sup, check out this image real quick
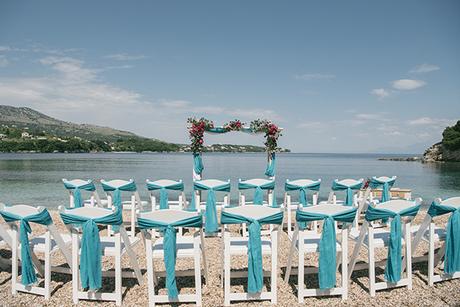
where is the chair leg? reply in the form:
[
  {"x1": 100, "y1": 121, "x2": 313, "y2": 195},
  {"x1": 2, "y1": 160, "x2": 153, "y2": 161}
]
[
  {"x1": 428, "y1": 223, "x2": 435, "y2": 286},
  {"x1": 341, "y1": 228, "x2": 348, "y2": 301},
  {"x1": 271, "y1": 229, "x2": 278, "y2": 304},
  {"x1": 145, "y1": 235, "x2": 156, "y2": 307},
  {"x1": 44, "y1": 231, "x2": 51, "y2": 300},
  {"x1": 11, "y1": 226, "x2": 18, "y2": 296},
  {"x1": 72, "y1": 232, "x2": 79, "y2": 304},
  {"x1": 194, "y1": 235, "x2": 202, "y2": 306},
  {"x1": 405, "y1": 222, "x2": 412, "y2": 290},
  {"x1": 200, "y1": 231, "x2": 208, "y2": 284},
  {"x1": 115, "y1": 233, "x2": 122, "y2": 306},
  {"x1": 223, "y1": 232, "x2": 231, "y2": 306},
  {"x1": 298, "y1": 232, "x2": 304, "y2": 303},
  {"x1": 368, "y1": 226, "x2": 376, "y2": 297}
]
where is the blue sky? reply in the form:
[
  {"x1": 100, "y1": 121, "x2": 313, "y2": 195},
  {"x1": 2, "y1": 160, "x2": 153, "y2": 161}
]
[{"x1": 0, "y1": 1, "x2": 459, "y2": 153}]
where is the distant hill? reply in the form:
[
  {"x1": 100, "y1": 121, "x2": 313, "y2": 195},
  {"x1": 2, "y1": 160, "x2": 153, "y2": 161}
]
[
  {"x1": 0, "y1": 105, "x2": 281, "y2": 153},
  {"x1": 423, "y1": 120, "x2": 460, "y2": 162}
]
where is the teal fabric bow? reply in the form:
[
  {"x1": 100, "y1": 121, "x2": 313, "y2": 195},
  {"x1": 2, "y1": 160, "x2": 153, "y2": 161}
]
[
  {"x1": 264, "y1": 153, "x2": 276, "y2": 177},
  {"x1": 193, "y1": 154, "x2": 204, "y2": 176},
  {"x1": 238, "y1": 180, "x2": 277, "y2": 207},
  {"x1": 428, "y1": 201, "x2": 460, "y2": 275},
  {"x1": 137, "y1": 213, "x2": 203, "y2": 299},
  {"x1": 296, "y1": 207, "x2": 356, "y2": 289},
  {"x1": 365, "y1": 203, "x2": 420, "y2": 282},
  {"x1": 60, "y1": 208, "x2": 123, "y2": 290},
  {"x1": 146, "y1": 181, "x2": 184, "y2": 210},
  {"x1": 221, "y1": 210, "x2": 283, "y2": 293},
  {"x1": 369, "y1": 177, "x2": 396, "y2": 203},
  {"x1": 101, "y1": 180, "x2": 137, "y2": 210},
  {"x1": 207, "y1": 127, "x2": 226, "y2": 133},
  {"x1": 331, "y1": 180, "x2": 362, "y2": 206},
  {"x1": 193, "y1": 181, "x2": 230, "y2": 234},
  {"x1": 63, "y1": 180, "x2": 96, "y2": 208},
  {"x1": 0, "y1": 208, "x2": 52, "y2": 286}
]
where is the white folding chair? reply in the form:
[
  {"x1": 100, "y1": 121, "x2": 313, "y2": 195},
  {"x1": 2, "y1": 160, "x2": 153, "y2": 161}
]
[
  {"x1": 284, "y1": 204, "x2": 356, "y2": 301},
  {"x1": 138, "y1": 209, "x2": 207, "y2": 306},
  {"x1": 348, "y1": 198, "x2": 422, "y2": 296},
  {"x1": 146, "y1": 179, "x2": 186, "y2": 210},
  {"x1": 101, "y1": 179, "x2": 147, "y2": 237},
  {"x1": 369, "y1": 176, "x2": 398, "y2": 203},
  {"x1": 63, "y1": 179, "x2": 107, "y2": 208},
  {"x1": 238, "y1": 178, "x2": 276, "y2": 207},
  {"x1": 0, "y1": 204, "x2": 72, "y2": 300},
  {"x1": 284, "y1": 178, "x2": 321, "y2": 239},
  {"x1": 320, "y1": 178, "x2": 363, "y2": 207},
  {"x1": 221, "y1": 205, "x2": 282, "y2": 306},
  {"x1": 409, "y1": 196, "x2": 460, "y2": 285},
  {"x1": 193, "y1": 179, "x2": 230, "y2": 235},
  {"x1": 59, "y1": 205, "x2": 143, "y2": 306}
]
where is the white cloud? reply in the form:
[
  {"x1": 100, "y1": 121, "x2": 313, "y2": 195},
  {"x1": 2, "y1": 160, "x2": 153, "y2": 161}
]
[
  {"x1": 355, "y1": 113, "x2": 384, "y2": 120},
  {"x1": 407, "y1": 117, "x2": 454, "y2": 128},
  {"x1": 294, "y1": 73, "x2": 335, "y2": 81},
  {"x1": 104, "y1": 53, "x2": 147, "y2": 61},
  {"x1": 370, "y1": 88, "x2": 390, "y2": 99},
  {"x1": 0, "y1": 46, "x2": 11, "y2": 52},
  {"x1": 409, "y1": 64, "x2": 440, "y2": 74},
  {"x1": 0, "y1": 55, "x2": 9, "y2": 67},
  {"x1": 392, "y1": 79, "x2": 426, "y2": 90},
  {"x1": 159, "y1": 99, "x2": 192, "y2": 108},
  {"x1": 297, "y1": 121, "x2": 323, "y2": 129}
]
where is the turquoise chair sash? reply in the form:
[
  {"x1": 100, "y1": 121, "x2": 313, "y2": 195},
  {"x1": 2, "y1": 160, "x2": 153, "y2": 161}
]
[
  {"x1": 63, "y1": 180, "x2": 96, "y2": 208},
  {"x1": 101, "y1": 180, "x2": 137, "y2": 209},
  {"x1": 264, "y1": 153, "x2": 276, "y2": 177},
  {"x1": 60, "y1": 208, "x2": 123, "y2": 290},
  {"x1": 137, "y1": 214, "x2": 203, "y2": 299},
  {"x1": 428, "y1": 201, "x2": 460, "y2": 275},
  {"x1": 0, "y1": 208, "x2": 52, "y2": 286},
  {"x1": 193, "y1": 154, "x2": 204, "y2": 176},
  {"x1": 221, "y1": 210, "x2": 283, "y2": 293},
  {"x1": 147, "y1": 181, "x2": 184, "y2": 210},
  {"x1": 238, "y1": 180, "x2": 276, "y2": 207},
  {"x1": 369, "y1": 177, "x2": 396, "y2": 203},
  {"x1": 193, "y1": 181, "x2": 230, "y2": 234},
  {"x1": 331, "y1": 180, "x2": 362, "y2": 206},
  {"x1": 285, "y1": 180, "x2": 321, "y2": 230},
  {"x1": 296, "y1": 207, "x2": 356, "y2": 289},
  {"x1": 365, "y1": 203, "x2": 420, "y2": 282}
]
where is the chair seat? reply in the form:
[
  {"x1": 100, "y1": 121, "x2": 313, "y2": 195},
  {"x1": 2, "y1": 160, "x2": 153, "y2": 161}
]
[
  {"x1": 411, "y1": 225, "x2": 446, "y2": 242},
  {"x1": 88, "y1": 235, "x2": 141, "y2": 256},
  {"x1": 152, "y1": 236, "x2": 197, "y2": 257},
  {"x1": 228, "y1": 237, "x2": 272, "y2": 255},
  {"x1": 319, "y1": 200, "x2": 345, "y2": 205},
  {"x1": 30, "y1": 233, "x2": 72, "y2": 253}
]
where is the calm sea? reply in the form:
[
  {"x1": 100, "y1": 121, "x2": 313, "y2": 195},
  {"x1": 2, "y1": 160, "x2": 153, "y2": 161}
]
[{"x1": 0, "y1": 152, "x2": 459, "y2": 208}]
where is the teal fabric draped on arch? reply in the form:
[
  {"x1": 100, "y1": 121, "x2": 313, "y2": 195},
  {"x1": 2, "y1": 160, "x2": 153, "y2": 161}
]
[
  {"x1": 238, "y1": 179, "x2": 277, "y2": 207},
  {"x1": 0, "y1": 207, "x2": 53, "y2": 286},
  {"x1": 60, "y1": 208, "x2": 123, "y2": 290},
  {"x1": 220, "y1": 209, "x2": 283, "y2": 293},
  {"x1": 365, "y1": 203, "x2": 420, "y2": 283},
  {"x1": 331, "y1": 180, "x2": 362, "y2": 206},
  {"x1": 137, "y1": 213, "x2": 203, "y2": 299},
  {"x1": 146, "y1": 181, "x2": 184, "y2": 210},
  {"x1": 192, "y1": 181, "x2": 230, "y2": 234},
  {"x1": 193, "y1": 154, "x2": 204, "y2": 176},
  {"x1": 264, "y1": 153, "x2": 276, "y2": 177},
  {"x1": 296, "y1": 207, "x2": 356, "y2": 289},
  {"x1": 369, "y1": 177, "x2": 396, "y2": 203},
  {"x1": 101, "y1": 180, "x2": 137, "y2": 209},
  {"x1": 428, "y1": 201, "x2": 460, "y2": 275},
  {"x1": 285, "y1": 179, "x2": 321, "y2": 230},
  {"x1": 63, "y1": 180, "x2": 96, "y2": 208}
]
